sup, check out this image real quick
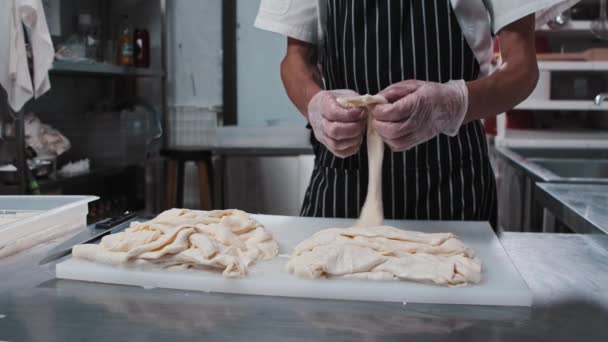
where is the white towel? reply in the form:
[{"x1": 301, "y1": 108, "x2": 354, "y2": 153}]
[{"x1": 0, "y1": 0, "x2": 54, "y2": 112}]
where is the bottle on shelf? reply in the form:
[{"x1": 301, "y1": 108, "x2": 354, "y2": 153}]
[
  {"x1": 134, "y1": 29, "x2": 150, "y2": 68},
  {"x1": 117, "y1": 15, "x2": 134, "y2": 66}
]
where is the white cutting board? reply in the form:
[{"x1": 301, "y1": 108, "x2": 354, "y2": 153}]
[{"x1": 56, "y1": 216, "x2": 532, "y2": 307}]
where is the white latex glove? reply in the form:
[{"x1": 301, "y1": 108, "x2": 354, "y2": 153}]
[
  {"x1": 370, "y1": 80, "x2": 469, "y2": 152},
  {"x1": 307, "y1": 90, "x2": 367, "y2": 158}
]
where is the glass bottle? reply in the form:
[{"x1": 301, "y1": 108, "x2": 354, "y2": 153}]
[{"x1": 117, "y1": 15, "x2": 134, "y2": 66}]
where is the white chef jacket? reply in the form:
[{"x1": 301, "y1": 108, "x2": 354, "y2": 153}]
[{"x1": 254, "y1": 0, "x2": 579, "y2": 77}]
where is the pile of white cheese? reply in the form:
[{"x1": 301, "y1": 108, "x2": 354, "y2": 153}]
[
  {"x1": 73, "y1": 209, "x2": 279, "y2": 277},
  {"x1": 287, "y1": 226, "x2": 481, "y2": 286}
]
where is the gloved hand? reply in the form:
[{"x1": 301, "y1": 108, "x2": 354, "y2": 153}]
[
  {"x1": 308, "y1": 90, "x2": 367, "y2": 158},
  {"x1": 370, "y1": 80, "x2": 469, "y2": 152}
]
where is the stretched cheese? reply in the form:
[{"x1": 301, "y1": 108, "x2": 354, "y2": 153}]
[{"x1": 337, "y1": 94, "x2": 388, "y2": 227}]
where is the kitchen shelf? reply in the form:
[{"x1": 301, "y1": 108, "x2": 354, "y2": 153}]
[
  {"x1": 37, "y1": 166, "x2": 129, "y2": 192},
  {"x1": 8, "y1": 0, "x2": 167, "y2": 200},
  {"x1": 0, "y1": 184, "x2": 23, "y2": 195},
  {"x1": 515, "y1": 99, "x2": 608, "y2": 111},
  {"x1": 537, "y1": 21, "x2": 592, "y2": 33},
  {"x1": 495, "y1": 129, "x2": 608, "y2": 149},
  {"x1": 50, "y1": 60, "x2": 164, "y2": 78},
  {"x1": 538, "y1": 61, "x2": 608, "y2": 71}
]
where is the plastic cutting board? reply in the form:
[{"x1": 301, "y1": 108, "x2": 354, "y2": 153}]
[{"x1": 56, "y1": 215, "x2": 532, "y2": 306}]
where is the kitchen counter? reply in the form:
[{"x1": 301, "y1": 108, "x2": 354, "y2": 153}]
[
  {"x1": 164, "y1": 127, "x2": 314, "y2": 210},
  {"x1": 493, "y1": 146, "x2": 608, "y2": 232},
  {"x1": 1, "y1": 231, "x2": 607, "y2": 342},
  {"x1": 536, "y1": 183, "x2": 608, "y2": 235}
]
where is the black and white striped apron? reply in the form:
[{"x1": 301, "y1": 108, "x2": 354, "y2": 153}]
[{"x1": 301, "y1": 0, "x2": 497, "y2": 228}]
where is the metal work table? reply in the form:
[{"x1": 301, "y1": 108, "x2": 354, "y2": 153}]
[
  {"x1": 164, "y1": 144, "x2": 313, "y2": 157},
  {"x1": 201, "y1": 126, "x2": 314, "y2": 156},
  {"x1": 1, "y1": 232, "x2": 607, "y2": 341},
  {"x1": 536, "y1": 183, "x2": 608, "y2": 235},
  {"x1": 162, "y1": 129, "x2": 313, "y2": 208},
  {"x1": 211, "y1": 145, "x2": 313, "y2": 156}
]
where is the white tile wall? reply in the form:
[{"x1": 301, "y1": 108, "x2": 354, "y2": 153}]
[{"x1": 225, "y1": 155, "x2": 315, "y2": 216}]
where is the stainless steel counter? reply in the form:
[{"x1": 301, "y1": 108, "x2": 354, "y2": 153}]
[
  {"x1": 536, "y1": 183, "x2": 608, "y2": 235},
  {"x1": 493, "y1": 146, "x2": 608, "y2": 232},
  {"x1": 494, "y1": 146, "x2": 608, "y2": 184},
  {"x1": 1, "y1": 232, "x2": 608, "y2": 342}
]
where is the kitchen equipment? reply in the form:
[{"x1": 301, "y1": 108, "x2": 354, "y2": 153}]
[
  {"x1": 595, "y1": 93, "x2": 608, "y2": 106},
  {"x1": 95, "y1": 211, "x2": 136, "y2": 229},
  {"x1": 0, "y1": 164, "x2": 18, "y2": 184},
  {"x1": 528, "y1": 158, "x2": 608, "y2": 180},
  {"x1": 536, "y1": 48, "x2": 608, "y2": 61},
  {"x1": 547, "y1": 9, "x2": 571, "y2": 29},
  {"x1": 38, "y1": 211, "x2": 138, "y2": 265},
  {"x1": 550, "y1": 72, "x2": 608, "y2": 101},
  {"x1": 536, "y1": 183, "x2": 608, "y2": 235},
  {"x1": 0, "y1": 158, "x2": 55, "y2": 184},
  {"x1": 0, "y1": 196, "x2": 97, "y2": 259},
  {"x1": 56, "y1": 215, "x2": 533, "y2": 307},
  {"x1": 592, "y1": 0, "x2": 608, "y2": 40},
  {"x1": 28, "y1": 158, "x2": 55, "y2": 178}
]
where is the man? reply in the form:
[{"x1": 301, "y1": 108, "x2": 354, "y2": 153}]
[{"x1": 255, "y1": 0, "x2": 578, "y2": 227}]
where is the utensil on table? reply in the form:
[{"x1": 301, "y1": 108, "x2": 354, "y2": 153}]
[{"x1": 38, "y1": 211, "x2": 137, "y2": 265}]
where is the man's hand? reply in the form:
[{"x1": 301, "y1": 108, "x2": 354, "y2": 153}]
[
  {"x1": 308, "y1": 90, "x2": 367, "y2": 158},
  {"x1": 370, "y1": 80, "x2": 468, "y2": 152}
]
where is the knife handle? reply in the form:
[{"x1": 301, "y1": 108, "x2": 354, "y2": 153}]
[{"x1": 95, "y1": 212, "x2": 137, "y2": 230}]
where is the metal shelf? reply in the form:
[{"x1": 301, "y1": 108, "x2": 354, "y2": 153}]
[
  {"x1": 0, "y1": 184, "x2": 23, "y2": 195},
  {"x1": 50, "y1": 60, "x2": 164, "y2": 78},
  {"x1": 37, "y1": 166, "x2": 128, "y2": 192},
  {"x1": 537, "y1": 21, "x2": 592, "y2": 33},
  {"x1": 515, "y1": 99, "x2": 608, "y2": 111},
  {"x1": 495, "y1": 129, "x2": 608, "y2": 149},
  {"x1": 538, "y1": 61, "x2": 608, "y2": 71}
]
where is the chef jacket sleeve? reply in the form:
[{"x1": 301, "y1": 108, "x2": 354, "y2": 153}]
[
  {"x1": 254, "y1": 0, "x2": 318, "y2": 44},
  {"x1": 483, "y1": 0, "x2": 581, "y2": 33}
]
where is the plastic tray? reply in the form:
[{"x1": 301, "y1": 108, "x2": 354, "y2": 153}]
[{"x1": 0, "y1": 196, "x2": 98, "y2": 258}]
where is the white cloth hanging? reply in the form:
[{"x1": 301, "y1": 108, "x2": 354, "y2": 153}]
[{"x1": 0, "y1": 0, "x2": 54, "y2": 112}]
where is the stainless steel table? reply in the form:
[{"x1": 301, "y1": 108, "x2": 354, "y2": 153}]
[
  {"x1": 536, "y1": 183, "x2": 608, "y2": 235},
  {"x1": 1, "y1": 232, "x2": 607, "y2": 342},
  {"x1": 196, "y1": 126, "x2": 315, "y2": 157}
]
